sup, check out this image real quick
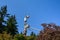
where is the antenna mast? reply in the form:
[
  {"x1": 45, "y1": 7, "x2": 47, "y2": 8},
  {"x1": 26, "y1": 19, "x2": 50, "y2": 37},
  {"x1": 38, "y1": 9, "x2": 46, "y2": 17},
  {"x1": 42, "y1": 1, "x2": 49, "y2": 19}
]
[{"x1": 23, "y1": 15, "x2": 30, "y2": 36}]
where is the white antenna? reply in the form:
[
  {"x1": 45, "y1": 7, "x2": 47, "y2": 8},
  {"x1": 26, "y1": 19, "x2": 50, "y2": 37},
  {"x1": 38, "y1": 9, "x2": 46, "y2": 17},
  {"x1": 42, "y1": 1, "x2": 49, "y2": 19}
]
[
  {"x1": 24, "y1": 15, "x2": 30, "y2": 22},
  {"x1": 23, "y1": 15, "x2": 30, "y2": 36},
  {"x1": 23, "y1": 15, "x2": 40, "y2": 36}
]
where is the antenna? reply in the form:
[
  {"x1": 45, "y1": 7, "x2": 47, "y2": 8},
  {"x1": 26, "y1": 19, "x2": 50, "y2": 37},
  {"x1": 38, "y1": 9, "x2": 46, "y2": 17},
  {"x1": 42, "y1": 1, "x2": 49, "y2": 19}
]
[
  {"x1": 23, "y1": 15, "x2": 40, "y2": 36},
  {"x1": 23, "y1": 15, "x2": 30, "y2": 36}
]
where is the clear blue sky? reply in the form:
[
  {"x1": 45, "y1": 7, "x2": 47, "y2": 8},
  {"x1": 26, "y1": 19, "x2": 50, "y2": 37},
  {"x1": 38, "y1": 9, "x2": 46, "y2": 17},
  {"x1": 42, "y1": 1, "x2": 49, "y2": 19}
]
[{"x1": 0, "y1": 0, "x2": 60, "y2": 35}]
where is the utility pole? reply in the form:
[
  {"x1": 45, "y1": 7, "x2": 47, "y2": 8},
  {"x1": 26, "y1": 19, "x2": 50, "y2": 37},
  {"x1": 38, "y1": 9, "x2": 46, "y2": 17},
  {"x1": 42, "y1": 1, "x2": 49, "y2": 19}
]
[{"x1": 23, "y1": 15, "x2": 30, "y2": 36}]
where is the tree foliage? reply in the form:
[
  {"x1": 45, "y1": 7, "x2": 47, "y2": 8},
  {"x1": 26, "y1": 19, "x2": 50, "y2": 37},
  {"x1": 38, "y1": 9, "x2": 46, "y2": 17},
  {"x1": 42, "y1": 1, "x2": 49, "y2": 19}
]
[
  {"x1": 7, "y1": 15, "x2": 18, "y2": 36},
  {"x1": 0, "y1": 31, "x2": 13, "y2": 40},
  {"x1": 14, "y1": 34, "x2": 27, "y2": 40},
  {"x1": 0, "y1": 6, "x2": 18, "y2": 37},
  {"x1": 37, "y1": 23, "x2": 60, "y2": 40},
  {"x1": 0, "y1": 6, "x2": 7, "y2": 33}
]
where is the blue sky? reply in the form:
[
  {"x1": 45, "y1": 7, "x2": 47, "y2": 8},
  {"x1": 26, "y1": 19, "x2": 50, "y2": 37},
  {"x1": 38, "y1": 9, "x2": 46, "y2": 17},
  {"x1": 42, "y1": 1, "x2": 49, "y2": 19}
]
[{"x1": 0, "y1": 0, "x2": 60, "y2": 35}]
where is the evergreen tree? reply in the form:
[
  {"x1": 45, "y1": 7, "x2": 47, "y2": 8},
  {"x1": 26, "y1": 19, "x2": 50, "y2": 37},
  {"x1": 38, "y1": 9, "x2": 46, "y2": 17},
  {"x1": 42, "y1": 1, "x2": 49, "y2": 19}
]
[
  {"x1": 0, "y1": 6, "x2": 8, "y2": 33},
  {"x1": 27, "y1": 32, "x2": 36, "y2": 40},
  {"x1": 7, "y1": 15, "x2": 18, "y2": 36},
  {"x1": 14, "y1": 34, "x2": 27, "y2": 40},
  {"x1": 30, "y1": 32, "x2": 36, "y2": 37}
]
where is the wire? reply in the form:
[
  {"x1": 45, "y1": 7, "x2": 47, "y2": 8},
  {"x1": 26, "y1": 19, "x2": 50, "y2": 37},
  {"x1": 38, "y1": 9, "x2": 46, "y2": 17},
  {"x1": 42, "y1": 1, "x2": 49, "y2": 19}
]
[{"x1": 30, "y1": 27, "x2": 40, "y2": 31}]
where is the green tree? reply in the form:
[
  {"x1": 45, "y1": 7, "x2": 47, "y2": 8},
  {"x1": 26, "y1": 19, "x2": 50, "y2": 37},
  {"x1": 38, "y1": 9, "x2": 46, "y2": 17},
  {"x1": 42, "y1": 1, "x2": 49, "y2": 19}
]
[
  {"x1": 0, "y1": 31, "x2": 13, "y2": 40},
  {"x1": 0, "y1": 6, "x2": 9, "y2": 33},
  {"x1": 14, "y1": 34, "x2": 27, "y2": 40},
  {"x1": 7, "y1": 15, "x2": 18, "y2": 36},
  {"x1": 30, "y1": 32, "x2": 36, "y2": 36},
  {"x1": 27, "y1": 36, "x2": 36, "y2": 40},
  {"x1": 27, "y1": 32, "x2": 36, "y2": 40}
]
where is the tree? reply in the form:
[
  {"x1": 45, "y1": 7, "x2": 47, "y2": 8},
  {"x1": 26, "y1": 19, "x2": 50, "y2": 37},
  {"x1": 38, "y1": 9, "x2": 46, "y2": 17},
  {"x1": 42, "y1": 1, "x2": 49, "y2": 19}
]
[
  {"x1": 7, "y1": 15, "x2": 18, "y2": 36},
  {"x1": 27, "y1": 36, "x2": 36, "y2": 40},
  {"x1": 14, "y1": 34, "x2": 27, "y2": 40},
  {"x1": 37, "y1": 23, "x2": 60, "y2": 40},
  {"x1": 0, "y1": 6, "x2": 9, "y2": 33},
  {"x1": 30, "y1": 32, "x2": 36, "y2": 37},
  {"x1": 0, "y1": 31, "x2": 13, "y2": 40},
  {"x1": 27, "y1": 32, "x2": 36, "y2": 40}
]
